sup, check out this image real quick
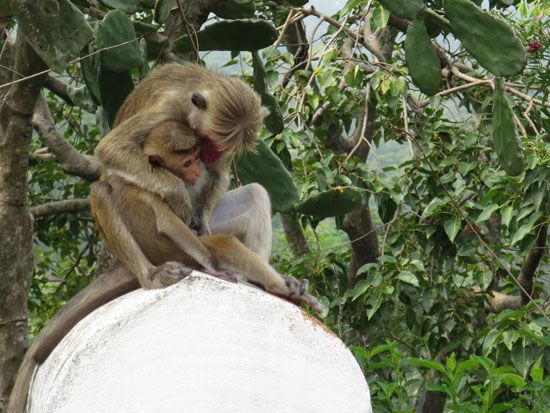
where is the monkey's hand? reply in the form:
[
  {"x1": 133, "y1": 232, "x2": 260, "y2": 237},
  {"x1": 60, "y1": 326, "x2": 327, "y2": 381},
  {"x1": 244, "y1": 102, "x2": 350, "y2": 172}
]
[
  {"x1": 271, "y1": 276, "x2": 325, "y2": 314},
  {"x1": 146, "y1": 261, "x2": 193, "y2": 289},
  {"x1": 190, "y1": 214, "x2": 211, "y2": 236}
]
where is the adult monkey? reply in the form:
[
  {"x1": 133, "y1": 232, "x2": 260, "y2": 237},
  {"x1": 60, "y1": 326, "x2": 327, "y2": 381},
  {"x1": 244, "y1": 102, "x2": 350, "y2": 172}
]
[{"x1": 8, "y1": 64, "x2": 315, "y2": 412}]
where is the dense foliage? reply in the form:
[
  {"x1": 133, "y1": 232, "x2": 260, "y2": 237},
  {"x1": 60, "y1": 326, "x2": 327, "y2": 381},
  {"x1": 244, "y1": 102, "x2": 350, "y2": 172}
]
[{"x1": 3, "y1": 0, "x2": 548, "y2": 411}]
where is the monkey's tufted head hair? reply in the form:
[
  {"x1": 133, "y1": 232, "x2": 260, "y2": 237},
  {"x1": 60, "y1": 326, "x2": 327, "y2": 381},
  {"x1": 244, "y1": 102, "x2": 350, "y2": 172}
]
[{"x1": 203, "y1": 76, "x2": 264, "y2": 154}]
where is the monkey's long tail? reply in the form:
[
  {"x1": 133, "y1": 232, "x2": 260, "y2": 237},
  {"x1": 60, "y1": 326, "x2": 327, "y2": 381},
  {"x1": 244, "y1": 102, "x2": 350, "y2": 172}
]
[
  {"x1": 7, "y1": 264, "x2": 139, "y2": 412},
  {"x1": 7, "y1": 354, "x2": 36, "y2": 413}
]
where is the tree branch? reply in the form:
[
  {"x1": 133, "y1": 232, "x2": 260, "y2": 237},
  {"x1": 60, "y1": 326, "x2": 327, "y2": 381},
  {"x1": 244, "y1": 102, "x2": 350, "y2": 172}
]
[
  {"x1": 32, "y1": 94, "x2": 102, "y2": 181},
  {"x1": 480, "y1": 224, "x2": 547, "y2": 312},
  {"x1": 519, "y1": 223, "x2": 548, "y2": 304},
  {"x1": 281, "y1": 213, "x2": 311, "y2": 256},
  {"x1": 44, "y1": 75, "x2": 74, "y2": 106},
  {"x1": 299, "y1": 6, "x2": 385, "y2": 62},
  {"x1": 31, "y1": 199, "x2": 90, "y2": 218}
]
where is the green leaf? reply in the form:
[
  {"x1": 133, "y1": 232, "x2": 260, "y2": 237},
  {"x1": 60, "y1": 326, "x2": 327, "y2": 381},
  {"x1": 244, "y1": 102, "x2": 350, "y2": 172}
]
[
  {"x1": 510, "y1": 223, "x2": 533, "y2": 245},
  {"x1": 294, "y1": 187, "x2": 363, "y2": 218},
  {"x1": 356, "y1": 263, "x2": 378, "y2": 276},
  {"x1": 351, "y1": 279, "x2": 370, "y2": 301},
  {"x1": 154, "y1": 0, "x2": 176, "y2": 23},
  {"x1": 444, "y1": 0, "x2": 526, "y2": 76},
  {"x1": 511, "y1": 346, "x2": 533, "y2": 378},
  {"x1": 378, "y1": 0, "x2": 424, "y2": 19},
  {"x1": 213, "y1": 0, "x2": 255, "y2": 19},
  {"x1": 16, "y1": 0, "x2": 94, "y2": 73},
  {"x1": 501, "y1": 206, "x2": 513, "y2": 227},
  {"x1": 251, "y1": 51, "x2": 283, "y2": 134},
  {"x1": 398, "y1": 271, "x2": 419, "y2": 287},
  {"x1": 482, "y1": 329, "x2": 500, "y2": 356},
  {"x1": 422, "y1": 197, "x2": 447, "y2": 218},
  {"x1": 99, "y1": 0, "x2": 139, "y2": 13},
  {"x1": 405, "y1": 19, "x2": 441, "y2": 95},
  {"x1": 371, "y1": 6, "x2": 390, "y2": 30},
  {"x1": 446, "y1": 353, "x2": 456, "y2": 372},
  {"x1": 407, "y1": 358, "x2": 447, "y2": 374},
  {"x1": 496, "y1": 373, "x2": 526, "y2": 388},
  {"x1": 530, "y1": 356, "x2": 543, "y2": 383},
  {"x1": 492, "y1": 78, "x2": 524, "y2": 176},
  {"x1": 80, "y1": 42, "x2": 102, "y2": 106},
  {"x1": 98, "y1": 67, "x2": 134, "y2": 127},
  {"x1": 443, "y1": 217, "x2": 461, "y2": 243},
  {"x1": 456, "y1": 358, "x2": 480, "y2": 375},
  {"x1": 173, "y1": 19, "x2": 277, "y2": 52},
  {"x1": 236, "y1": 140, "x2": 298, "y2": 213},
  {"x1": 502, "y1": 330, "x2": 518, "y2": 351},
  {"x1": 477, "y1": 204, "x2": 500, "y2": 223},
  {"x1": 366, "y1": 293, "x2": 382, "y2": 320},
  {"x1": 98, "y1": 10, "x2": 145, "y2": 72}
]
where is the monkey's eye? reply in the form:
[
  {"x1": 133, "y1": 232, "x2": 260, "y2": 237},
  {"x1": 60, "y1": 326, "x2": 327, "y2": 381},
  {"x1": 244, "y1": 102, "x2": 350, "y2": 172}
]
[
  {"x1": 183, "y1": 160, "x2": 193, "y2": 168},
  {"x1": 191, "y1": 92, "x2": 207, "y2": 110}
]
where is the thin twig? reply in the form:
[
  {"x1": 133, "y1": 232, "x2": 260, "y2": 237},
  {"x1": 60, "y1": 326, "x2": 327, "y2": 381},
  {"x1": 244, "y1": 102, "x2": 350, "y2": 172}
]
[
  {"x1": 274, "y1": 9, "x2": 296, "y2": 49},
  {"x1": 0, "y1": 38, "x2": 142, "y2": 90},
  {"x1": 176, "y1": 0, "x2": 200, "y2": 63},
  {"x1": 402, "y1": 95, "x2": 414, "y2": 157},
  {"x1": 345, "y1": 84, "x2": 372, "y2": 162}
]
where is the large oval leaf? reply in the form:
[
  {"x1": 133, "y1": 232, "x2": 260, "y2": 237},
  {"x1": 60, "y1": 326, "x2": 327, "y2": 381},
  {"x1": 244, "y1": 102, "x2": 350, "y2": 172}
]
[
  {"x1": 173, "y1": 19, "x2": 277, "y2": 52},
  {"x1": 378, "y1": 0, "x2": 424, "y2": 19},
  {"x1": 98, "y1": 10, "x2": 144, "y2": 72},
  {"x1": 99, "y1": 0, "x2": 139, "y2": 13},
  {"x1": 445, "y1": 0, "x2": 526, "y2": 77},
  {"x1": 236, "y1": 140, "x2": 298, "y2": 213},
  {"x1": 294, "y1": 187, "x2": 363, "y2": 218},
  {"x1": 405, "y1": 19, "x2": 441, "y2": 96},
  {"x1": 80, "y1": 41, "x2": 102, "y2": 106},
  {"x1": 16, "y1": 0, "x2": 94, "y2": 73},
  {"x1": 251, "y1": 52, "x2": 284, "y2": 135},
  {"x1": 213, "y1": 0, "x2": 255, "y2": 19},
  {"x1": 492, "y1": 78, "x2": 524, "y2": 176},
  {"x1": 98, "y1": 67, "x2": 134, "y2": 127}
]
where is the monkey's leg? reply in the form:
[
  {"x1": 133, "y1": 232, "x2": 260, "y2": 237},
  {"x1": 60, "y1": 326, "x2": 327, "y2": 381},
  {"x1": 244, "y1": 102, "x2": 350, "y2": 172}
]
[
  {"x1": 7, "y1": 264, "x2": 138, "y2": 413},
  {"x1": 201, "y1": 235, "x2": 323, "y2": 313},
  {"x1": 209, "y1": 183, "x2": 272, "y2": 262},
  {"x1": 91, "y1": 182, "x2": 192, "y2": 289}
]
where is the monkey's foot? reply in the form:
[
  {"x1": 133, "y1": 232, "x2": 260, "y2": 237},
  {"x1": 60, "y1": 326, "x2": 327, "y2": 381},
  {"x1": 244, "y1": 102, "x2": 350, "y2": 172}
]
[
  {"x1": 147, "y1": 262, "x2": 193, "y2": 289},
  {"x1": 271, "y1": 277, "x2": 324, "y2": 314},
  {"x1": 210, "y1": 270, "x2": 238, "y2": 283}
]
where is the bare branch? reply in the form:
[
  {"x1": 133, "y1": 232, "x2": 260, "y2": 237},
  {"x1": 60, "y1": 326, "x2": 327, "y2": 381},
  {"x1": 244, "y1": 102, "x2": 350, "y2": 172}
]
[
  {"x1": 44, "y1": 75, "x2": 74, "y2": 106},
  {"x1": 32, "y1": 94, "x2": 102, "y2": 181},
  {"x1": 519, "y1": 224, "x2": 548, "y2": 304},
  {"x1": 299, "y1": 6, "x2": 385, "y2": 62},
  {"x1": 31, "y1": 199, "x2": 90, "y2": 218}
]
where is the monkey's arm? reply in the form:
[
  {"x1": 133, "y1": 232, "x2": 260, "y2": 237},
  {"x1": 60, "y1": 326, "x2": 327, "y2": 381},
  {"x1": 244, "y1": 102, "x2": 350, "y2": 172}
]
[
  {"x1": 95, "y1": 112, "x2": 186, "y2": 196},
  {"x1": 138, "y1": 190, "x2": 218, "y2": 273},
  {"x1": 90, "y1": 182, "x2": 191, "y2": 289},
  {"x1": 192, "y1": 156, "x2": 231, "y2": 234}
]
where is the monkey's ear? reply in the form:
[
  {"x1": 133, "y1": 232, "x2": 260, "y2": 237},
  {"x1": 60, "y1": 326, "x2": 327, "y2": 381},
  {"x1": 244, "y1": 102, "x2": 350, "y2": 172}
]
[
  {"x1": 148, "y1": 155, "x2": 164, "y2": 168},
  {"x1": 191, "y1": 92, "x2": 208, "y2": 110},
  {"x1": 260, "y1": 106, "x2": 270, "y2": 119}
]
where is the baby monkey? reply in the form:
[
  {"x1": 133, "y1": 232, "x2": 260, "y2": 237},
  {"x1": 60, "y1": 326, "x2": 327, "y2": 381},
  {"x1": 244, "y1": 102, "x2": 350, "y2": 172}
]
[{"x1": 94, "y1": 121, "x2": 322, "y2": 309}]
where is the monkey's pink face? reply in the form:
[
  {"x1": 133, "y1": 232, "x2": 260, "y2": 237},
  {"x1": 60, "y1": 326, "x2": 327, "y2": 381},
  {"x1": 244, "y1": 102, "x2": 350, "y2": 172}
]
[{"x1": 163, "y1": 148, "x2": 202, "y2": 185}]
